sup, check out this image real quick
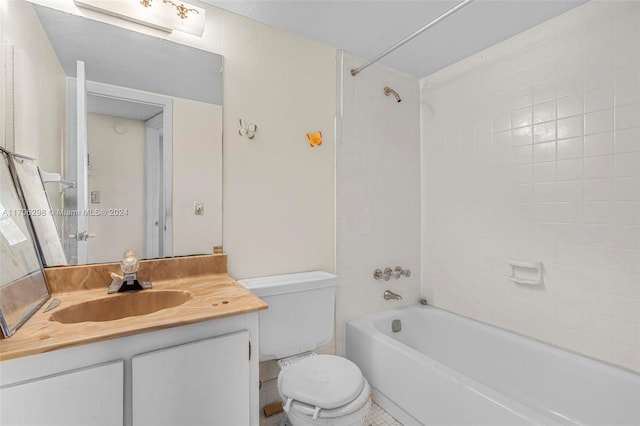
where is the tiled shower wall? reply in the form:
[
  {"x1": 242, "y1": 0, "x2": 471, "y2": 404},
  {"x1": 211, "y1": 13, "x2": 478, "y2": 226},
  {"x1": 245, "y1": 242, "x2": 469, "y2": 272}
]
[
  {"x1": 421, "y1": 1, "x2": 639, "y2": 372},
  {"x1": 335, "y1": 51, "x2": 421, "y2": 355}
]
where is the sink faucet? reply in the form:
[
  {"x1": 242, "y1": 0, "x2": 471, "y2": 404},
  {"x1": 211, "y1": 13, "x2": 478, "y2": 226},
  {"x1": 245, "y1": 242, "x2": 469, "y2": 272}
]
[
  {"x1": 384, "y1": 289, "x2": 403, "y2": 301},
  {"x1": 108, "y1": 249, "x2": 152, "y2": 294}
]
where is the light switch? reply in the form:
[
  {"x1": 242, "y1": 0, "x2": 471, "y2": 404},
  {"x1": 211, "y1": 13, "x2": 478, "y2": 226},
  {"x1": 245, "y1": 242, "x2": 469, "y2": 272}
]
[
  {"x1": 194, "y1": 202, "x2": 204, "y2": 215},
  {"x1": 91, "y1": 191, "x2": 101, "y2": 204}
]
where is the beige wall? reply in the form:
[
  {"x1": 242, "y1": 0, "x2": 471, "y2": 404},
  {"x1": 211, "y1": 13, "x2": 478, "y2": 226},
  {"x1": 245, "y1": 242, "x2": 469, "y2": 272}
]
[
  {"x1": 220, "y1": 9, "x2": 336, "y2": 278},
  {"x1": 172, "y1": 99, "x2": 222, "y2": 257},
  {"x1": 1, "y1": 0, "x2": 66, "y2": 221},
  {"x1": 86, "y1": 114, "x2": 145, "y2": 264}
]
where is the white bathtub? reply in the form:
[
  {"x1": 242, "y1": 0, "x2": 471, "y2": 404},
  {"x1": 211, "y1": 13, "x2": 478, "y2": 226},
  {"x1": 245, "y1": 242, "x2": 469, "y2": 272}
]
[{"x1": 346, "y1": 305, "x2": 640, "y2": 426}]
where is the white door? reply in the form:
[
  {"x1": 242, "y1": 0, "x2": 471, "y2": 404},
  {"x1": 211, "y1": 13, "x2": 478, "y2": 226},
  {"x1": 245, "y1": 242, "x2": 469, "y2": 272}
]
[
  {"x1": 132, "y1": 331, "x2": 251, "y2": 426},
  {"x1": 0, "y1": 361, "x2": 124, "y2": 426},
  {"x1": 144, "y1": 113, "x2": 163, "y2": 259},
  {"x1": 75, "y1": 60, "x2": 90, "y2": 263}
]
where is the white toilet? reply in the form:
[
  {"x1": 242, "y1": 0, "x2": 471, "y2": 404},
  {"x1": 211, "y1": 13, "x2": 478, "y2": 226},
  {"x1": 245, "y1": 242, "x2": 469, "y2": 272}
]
[{"x1": 239, "y1": 272, "x2": 371, "y2": 426}]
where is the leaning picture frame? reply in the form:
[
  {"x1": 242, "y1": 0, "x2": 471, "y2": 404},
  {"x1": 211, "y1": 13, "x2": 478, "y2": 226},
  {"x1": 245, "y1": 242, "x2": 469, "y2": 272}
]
[{"x1": 0, "y1": 147, "x2": 50, "y2": 337}]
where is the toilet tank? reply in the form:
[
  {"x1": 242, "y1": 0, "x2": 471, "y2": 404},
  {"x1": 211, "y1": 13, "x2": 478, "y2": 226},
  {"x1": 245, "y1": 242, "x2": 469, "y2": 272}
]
[{"x1": 238, "y1": 271, "x2": 337, "y2": 362}]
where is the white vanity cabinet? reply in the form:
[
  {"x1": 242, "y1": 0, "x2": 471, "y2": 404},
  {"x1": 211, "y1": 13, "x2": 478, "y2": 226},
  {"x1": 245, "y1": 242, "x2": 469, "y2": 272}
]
[
  {"x1": 0, "y1": 312, "x2": 259, "y2": 426},
  {"x1": 132, "y1": 331, "x2": 250, "y2": 426},
  {"x1": 0, "y1": 360, "x2": 124, "y2": 426}
]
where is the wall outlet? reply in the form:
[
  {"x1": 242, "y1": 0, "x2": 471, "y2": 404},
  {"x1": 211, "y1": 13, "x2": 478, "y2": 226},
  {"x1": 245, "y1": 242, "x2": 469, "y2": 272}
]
[
  {"x1": 91, "y1": 191, "x2": 100, "y2": 204},
  {"x1": 194, "y1": 202, "x2": 204, "y2": 215}
]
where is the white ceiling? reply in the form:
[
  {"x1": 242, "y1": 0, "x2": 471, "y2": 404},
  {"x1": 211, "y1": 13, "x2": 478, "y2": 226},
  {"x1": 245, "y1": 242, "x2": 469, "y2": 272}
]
[{"x1": 206, "y1": 0, "x2": 586, "y2": 78}]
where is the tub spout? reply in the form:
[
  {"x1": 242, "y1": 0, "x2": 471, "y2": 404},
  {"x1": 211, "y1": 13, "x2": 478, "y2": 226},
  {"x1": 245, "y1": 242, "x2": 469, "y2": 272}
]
[{"x1": 384, "y1": 289, "x2": 403, "y2": 301}]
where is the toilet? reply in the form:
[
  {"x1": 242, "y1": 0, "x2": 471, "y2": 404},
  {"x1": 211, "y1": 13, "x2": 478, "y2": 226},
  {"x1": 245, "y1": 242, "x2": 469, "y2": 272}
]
[{"x1": 239, "y1": 272, "x2": 371, "y2": 426}]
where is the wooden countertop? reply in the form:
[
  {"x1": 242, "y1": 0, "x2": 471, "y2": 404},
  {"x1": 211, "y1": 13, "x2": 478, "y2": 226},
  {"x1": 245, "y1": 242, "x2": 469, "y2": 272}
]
[{"x1": 0, "y1": 262, "x2": 268, "y2": 361}]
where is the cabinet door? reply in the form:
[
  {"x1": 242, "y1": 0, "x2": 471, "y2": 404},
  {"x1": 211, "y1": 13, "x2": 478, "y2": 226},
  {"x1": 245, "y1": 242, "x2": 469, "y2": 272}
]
[
  {"x1": 132, "y1": 331, "x2": 250, "y2": 426},
  {"x1": 0, "y1": 360, "x2": 123, "y2": 426}
]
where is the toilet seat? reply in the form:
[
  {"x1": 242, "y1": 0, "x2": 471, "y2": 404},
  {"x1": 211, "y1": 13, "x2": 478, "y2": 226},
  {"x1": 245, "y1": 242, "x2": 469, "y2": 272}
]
[
  {"x1": 285, "y1": 376, "x2": 371, "y2": 419},
  {"x1": 278, "y1": 355, "x2": 368, "y2": 420}
]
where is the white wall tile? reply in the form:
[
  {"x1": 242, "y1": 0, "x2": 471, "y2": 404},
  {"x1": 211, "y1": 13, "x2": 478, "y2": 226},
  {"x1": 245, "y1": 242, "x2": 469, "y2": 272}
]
[
  {"x1": 557, "y1": 137, "x2": 583, "y2": 160},
  {"x1": 615, "y1": 103, "x2": 640, "y2": 129},
  {"x1": 534, "y1": 121, "x2": 557, "y2": 143},
  {"x1": 421, "y1": 0, "x2": 640, "y2": 372},
  {"x1": 534, "y1": 141, "x2": 557, "y2": 163},
  {"x1": 337, "y1": 52, "x2": 421, "y2": 356},
  {"x1": 614, "y1": 152, "x2": 640, "y2": 176},
  {"x1": 615, "y1": 127, "x2": 640, "y2": 153},
  {"x1": 585, "y1": 85, "x2": 614, "y2": 113},
  {"x1": 583, "y1": 156, "x2": 614, "y2": 179},
  {"x1": 584, "y1": 133, "x2": 614, "y2": 157},
  {"x1": 534, "y1": 101, "x2": 556, "y2": 124},
  {"x1": 585, "y1": 109, "x2": 614, "y2": 135},
  {"x1": 556, "y1": 181, "x2": 582, "y2": 202},
  {"x1": 614, "y1": 176, "x2": 640, "y2": 201},
  {"x1": 557, "y1": 94, "x2": 584, "y2": 119},
  {"x1": 512, "y1": 106, "x2": 533, "y2": 128}
]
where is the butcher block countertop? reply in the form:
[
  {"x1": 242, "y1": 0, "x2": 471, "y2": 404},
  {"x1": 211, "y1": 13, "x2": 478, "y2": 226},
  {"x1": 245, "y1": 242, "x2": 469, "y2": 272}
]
[{"x1": 0, "y1": 254, "x2": 267, "y2": 361}]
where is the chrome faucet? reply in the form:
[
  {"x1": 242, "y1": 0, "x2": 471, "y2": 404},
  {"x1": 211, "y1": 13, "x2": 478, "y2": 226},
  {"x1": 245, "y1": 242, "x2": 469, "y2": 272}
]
[
  {"x1": 108, "y1": 249, "x2": 152, "y2": 294},
  {"x1": 392, "y1": 266, "x2": 411, "y2": 279},
  {"x1": 374, "y1": 266, "x2": 411, "y2": 281},
  {"x1": 384, "y1": 289, "x2": 403, "y2": 301},
  {"x1": 373, "y1": 268, "x2": 394, "y2": 281}
]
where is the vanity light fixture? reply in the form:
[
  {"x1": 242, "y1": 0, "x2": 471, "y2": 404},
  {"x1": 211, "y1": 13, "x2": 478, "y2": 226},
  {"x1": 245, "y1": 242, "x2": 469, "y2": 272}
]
[
  {"x1": 74, "y1": 0, "x2": 205, "y2": 36},
  {"x1": 163, "y1": 0, "x2": 200, "y2": 19}
]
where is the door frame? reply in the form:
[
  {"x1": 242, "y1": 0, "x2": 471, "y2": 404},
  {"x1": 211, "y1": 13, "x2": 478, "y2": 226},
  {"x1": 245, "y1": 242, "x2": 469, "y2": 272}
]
[{"x1": 65, "y1": 80, "x2": 173, "y2": 262}]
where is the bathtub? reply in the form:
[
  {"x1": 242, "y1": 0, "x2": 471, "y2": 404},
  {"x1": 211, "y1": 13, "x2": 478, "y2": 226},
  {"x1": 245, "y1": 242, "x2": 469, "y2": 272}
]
[{"x1": 346, "y1": 305, "x2": 640, "y2": 426}]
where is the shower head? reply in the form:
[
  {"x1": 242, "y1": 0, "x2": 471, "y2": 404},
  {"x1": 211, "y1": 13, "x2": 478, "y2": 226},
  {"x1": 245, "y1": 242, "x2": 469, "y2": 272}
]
[{"x1": 384, "y1": 86, "x2": 401, "y2": 103}]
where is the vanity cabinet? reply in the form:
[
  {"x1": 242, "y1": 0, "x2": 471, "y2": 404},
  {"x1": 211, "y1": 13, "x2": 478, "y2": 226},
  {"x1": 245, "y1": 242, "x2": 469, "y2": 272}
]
[
  {"x1": 0, "y1": 361, "x2": 124, "y2": 426},
  {"x1": 132, "y1": 331, "x2": 250, "y2": 425},
  {"x1": 0, "y1": 312, "x2": 260, "y2": 426}
]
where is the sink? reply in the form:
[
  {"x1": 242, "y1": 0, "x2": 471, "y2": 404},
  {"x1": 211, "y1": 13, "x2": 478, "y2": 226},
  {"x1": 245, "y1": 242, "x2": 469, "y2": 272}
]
[{"x1": 49, "y1": 290, "x2": 191, "y2": 324}]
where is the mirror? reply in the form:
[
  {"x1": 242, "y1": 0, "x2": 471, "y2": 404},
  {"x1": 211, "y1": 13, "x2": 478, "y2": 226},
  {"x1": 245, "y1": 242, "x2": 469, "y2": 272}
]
[
  {"x1": 0, "y1": 148, "x2": 50, "y2": 337},
  {"x1": 11, "y1": 154, "x2": 67, "y2": 265},
  {"x1": 29, "y1": 4, "x2": 223, "y2": 266}
]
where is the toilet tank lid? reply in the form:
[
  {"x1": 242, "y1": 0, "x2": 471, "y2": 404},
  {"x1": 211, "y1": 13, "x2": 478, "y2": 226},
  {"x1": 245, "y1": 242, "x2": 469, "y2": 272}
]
[{"x1": 238, "y1": 271, "x2": 337, "y2": 297}]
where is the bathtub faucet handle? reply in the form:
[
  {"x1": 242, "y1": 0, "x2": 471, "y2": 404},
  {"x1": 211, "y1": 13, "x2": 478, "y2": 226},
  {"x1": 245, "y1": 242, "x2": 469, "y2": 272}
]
[
  {"x1": 393, "y1": 266, "x2": 411, "y2": 279},
  {"x1": 383, "y1": 267, "x2": 393, "y2": 281},
  {"x1": 392, "y1": 266, "x2": 402, "y2": 279}
]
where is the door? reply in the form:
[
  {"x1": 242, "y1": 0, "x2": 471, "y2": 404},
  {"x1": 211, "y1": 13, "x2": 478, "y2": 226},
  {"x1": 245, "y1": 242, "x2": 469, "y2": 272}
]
[
  {"x1": 144, "y1": 113, "x2": 163, "y2": 259},
  {"x1": 75, "y1": 60, "x2": 90, "y2": 263},
  {"x1": 132, "y1": 331, "x2": 250, "y2": 426}
]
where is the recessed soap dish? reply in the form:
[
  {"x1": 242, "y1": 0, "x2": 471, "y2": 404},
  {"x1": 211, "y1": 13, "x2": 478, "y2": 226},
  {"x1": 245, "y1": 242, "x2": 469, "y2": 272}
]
[{"x1": 508, "y1": 260, "x2": 543, "y2": 286}]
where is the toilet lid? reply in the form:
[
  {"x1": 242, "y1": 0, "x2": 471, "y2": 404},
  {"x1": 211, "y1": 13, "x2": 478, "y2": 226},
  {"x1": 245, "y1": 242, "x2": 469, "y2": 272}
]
[{"x1": 278, "y1": 355, "x2": 364, "y2": 410}]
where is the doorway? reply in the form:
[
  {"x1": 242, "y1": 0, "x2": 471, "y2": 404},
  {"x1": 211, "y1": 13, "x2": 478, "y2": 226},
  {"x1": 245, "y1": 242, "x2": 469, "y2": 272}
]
[{"x1": 66, "y1": 78, "x2": 173, "y2": 264}]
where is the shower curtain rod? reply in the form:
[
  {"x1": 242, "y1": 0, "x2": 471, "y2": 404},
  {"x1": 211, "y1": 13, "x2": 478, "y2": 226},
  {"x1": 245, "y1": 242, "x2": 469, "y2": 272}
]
[{"x1": 350, "y1": 0, "x2": 474, "y2": 76}]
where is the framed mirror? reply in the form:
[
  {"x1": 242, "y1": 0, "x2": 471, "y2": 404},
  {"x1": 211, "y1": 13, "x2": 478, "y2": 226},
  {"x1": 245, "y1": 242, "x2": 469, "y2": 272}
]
[
  {"x1": 0, "y1": 148, "x2": 50, "y2": 337},
  {"x1": 26, "y1": 4, "x2": 223, "y2": 266},
  {"x1": 11, "y1": 153, "x2": 67, "y2": 265}
]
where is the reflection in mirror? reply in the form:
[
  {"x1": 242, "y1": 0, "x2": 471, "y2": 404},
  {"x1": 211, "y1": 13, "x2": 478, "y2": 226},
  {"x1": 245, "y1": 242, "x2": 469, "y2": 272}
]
[
  {"x1": 29, "y1": 4, "x2": 223, "y2": 266},
  {"x1": 84, "y1": 86, "x2": 172, "y2": 264},
  {"x1": 11, "y1": 154, "x2": 67, "y2": 266},
  {"x1": 87, "y1": 94, "x2": 171, "y2": 263},
  {"x1": 0, "y1": 148, "x2": 50, "y2": 337}
]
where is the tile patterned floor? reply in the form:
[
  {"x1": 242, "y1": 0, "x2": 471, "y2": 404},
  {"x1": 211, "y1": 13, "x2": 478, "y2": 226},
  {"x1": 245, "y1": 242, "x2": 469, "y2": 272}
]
[
  {"x1": 260, "y1": 401, "x2": 402, "y2": 426},
  {"x1": 367, "y1": 402, "x2": 402, "y2": 426}
]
